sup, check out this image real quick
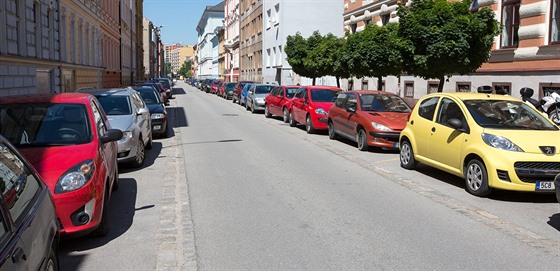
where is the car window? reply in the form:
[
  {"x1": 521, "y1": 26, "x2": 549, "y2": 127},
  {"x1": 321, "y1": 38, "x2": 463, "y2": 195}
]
[
  {"x1": 344, "y1": 93, "x2": 357, "y2": 110},
  {"x1": 417, "y1": 97, "x2": 439, "y2": 121},
  {"x1": 310, "y1": 89, "x2": 339, "y2": 102},
  {"x1": 436, "y1": 98, "x2": 465, "y2": 127},
  {"x1": 255, "y1": 85, "x2": 275, "y2": 94},
  {"x1": 131, "y1": 91, "x2": 146, "y2": 111},
  {"x1": 0, "y1": 210, "x2": 7, "y2": 239},
  {"x1": 0, "y1": 142, "x2": 41, "y2": 225},
  {"x1": 335, "y1": 93, "x2": 347, "y2": 108},
  {"x1": 91, "y1": 99, "x2": 108, "y2": 137},
  {"x1": 138, "y1": 90, "x2": 160, "y2": 104},
  {"x1": 96, "y1": 95, "x2": 133, "y2": 115},
  {"x1": 360, "y1": 94, "x2": 412, "y2": 112},
  {"x1": 286, "y1": 88, "x2": 298, "y2": 98},
  {"x1": 295, "y1": 88, "x2": 306, "y2": 99}
]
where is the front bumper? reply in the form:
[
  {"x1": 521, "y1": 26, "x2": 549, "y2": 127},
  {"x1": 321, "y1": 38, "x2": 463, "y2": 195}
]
[
  {"x1": 116, "y1": 135, "x2": 140, "y2": 163},
  {"x1": 151, "y1": 118, "x2": 168, "y2": 135},
  {"x1": 368, "y1": 131, "x2": 400, "y2": 149}
]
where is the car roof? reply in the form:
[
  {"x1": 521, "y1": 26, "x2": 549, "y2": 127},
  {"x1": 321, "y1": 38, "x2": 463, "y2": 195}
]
[
  {"x1": 305, "y1": 86, "x2": 342, "y2": 91},
  {"x1": 281, "y1": 85, "x2": 301, "y2": 88},
  {"x1": 252, "y1": 84, "x2": 276, "y2": 87},
  {"x1": 0, "y1": 93, "x2": 93, "y2": 105},
  {"x1": 77, "y1": 87, "x2": 136, "y2": 96},
  {"x1": 353, "y1": 90, "x2": 398, "y2": 96},
  {"x1": 423, "y1": 92, "x2": 522, "y2": 102}
]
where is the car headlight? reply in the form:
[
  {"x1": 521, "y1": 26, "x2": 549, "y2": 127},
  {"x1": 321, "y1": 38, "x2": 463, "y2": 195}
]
[
  {"x1": 315, "y1": 108, "x2": 328, "y2": 116},
  {"x1": 481, "y1": 133, "x2": 524, "y2": 152},
  {"x1": 55, "y1": 160, "x2": 95, "y2": 193},
  {"x1": 151, "y1": 113, "x2": 166, "y2": 119},
  {"x1": 121, "y1": 131, "x2": 133, "y2": 141},
  {"x1": 372, "y1": 121, "x2": 393, "y2": 131}
]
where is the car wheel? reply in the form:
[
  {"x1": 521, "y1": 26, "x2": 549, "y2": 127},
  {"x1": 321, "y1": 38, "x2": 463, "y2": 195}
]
[
  {"x1": 146, "y1": 133, "x2": 153, "y2": 150},
  {"x1": 283, "y1": 108, "x2": 289, "y2": 123},
  {"x1": 112, "y1": 168, "x2": 119, "y2": 191},
  {"x1": 131, "y1": 138, "x2": 145, "y2": 168},
  {"x1": 328, "y1": 121, "x2": 338, "y2": 140},
  {"x1": 250, "y1": 102, "x2": 256, "y2": 113},
  {"x1": 264, "y1": 105, "x2": 272, "y2": 118},
  {"x1": 289, "y1": 111, "x2": 297, "y2": 127},
  {"x1": 91, "y1": 187, "x2": 110, "y2": 237},
  {"x1": 245, "y1": 100, "x2": 250, "y2": 111},
  {"x1": 163, "y1": 122, "x2": 170, "y2": 138},
  {"x1": 400, "y1": 140, "x2": 417, "y2": 169},
  {"x1": 305, "y1": 115, "x2": 316, "y2": 134},
  {"x1": 357, "y1": 129, "x2": 369, "y2": 151},
  {"x1": 465, "y1": 159, "x2": 493, "y2": 197},
  {"x1": 45, "y1": 246, "x2": 59, "y2": 271}
]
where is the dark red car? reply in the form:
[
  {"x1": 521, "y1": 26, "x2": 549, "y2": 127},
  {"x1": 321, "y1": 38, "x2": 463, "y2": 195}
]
[
  {"x1": 289, "y1": 86, "x2": 343, "y2": 133},
  {"x1": 0, "y1": 93, "x2": 122, "y2": 237},
  {"x1": 327, "y1": 90, "x2": 411, "y2": 151},
  {"x1": 233, "y1": 81, "x2": 254, "y2": 104},
  {"x1": 264, "y1": 85, "x2": 300, "y2": 122},
  {"x1": 210, "y1": 80, "x2": 222, "y2": 94}
]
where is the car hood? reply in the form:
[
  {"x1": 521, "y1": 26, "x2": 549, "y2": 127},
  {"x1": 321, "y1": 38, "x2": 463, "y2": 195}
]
[
  {"x1": 482, "y1": 129, "x2": 560, "y2": 154},
  {"x1": 19, "y1": 144, "x2": 96, "y2": 187},
  {"x1": 107, "y1": 115, "x2": 134, "y2": 131},
  {"x1": 147, "y1": 104, "x2": 165, "y2": 114},
  {"x1": 254, "y1": 94, "x2": 268, "y2": 99},
  {"x1": 365, "y1": 112, "x2": 410, "y2": 130}
]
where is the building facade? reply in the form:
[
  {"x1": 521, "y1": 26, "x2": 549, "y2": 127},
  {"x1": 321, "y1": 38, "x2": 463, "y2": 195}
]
[
  {"x1": 225, "y1": 0, "x2": 241, "y2": 82},
  {"x1": 239, "y1": 0, "x2": 263, "y2": 82},
  {"x1": 170, "y1": 45, "x2": 194, "y2": 75},
  {"x1": 165, "y1": 43, "x2": 182, "y2": 65},
  {"x1": 134, "y1": 0, "x2": 144, "y2": 83},
  {"x1": 343, "y1": 0, "x2": 560, "y2": 100},
  {"x1": 99, "y1": 0, "x2": 121, "y2": 88},
  {"x1": 262, "y1": 1, "x2": 344, "y2": 86},
  {"x1": 196, "y1": 1, "x2": 225, "y2": 80},
  {"x1": 143, "y1": 18, "x2": 163, "y2": 80},
  {"x1": 121, "y1": 0, "x2": 134, "y2": 86},
  {"x1": 0, "y1": 0, "x2": 62, "y2": 96}
]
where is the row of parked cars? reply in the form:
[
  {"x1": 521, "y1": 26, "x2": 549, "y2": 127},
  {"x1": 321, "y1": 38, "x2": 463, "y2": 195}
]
[
  {"x1": 0, "y1": 79, "x2": 175, "y2": 270},
  {"x1": 197, "y1": 80, "x2": 560, "y2": 202}
]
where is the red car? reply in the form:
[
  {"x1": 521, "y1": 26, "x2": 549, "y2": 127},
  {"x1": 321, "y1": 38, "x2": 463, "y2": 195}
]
[
  {"x1": 210, "y1": 80, "x2": 222, "y2": 94},
  {"x1": 288, "y1": 86, "x2": 343, "y2": 133},
  {"x1": 264, "y1": 85, "x2": 300, "y2": 122},
  {"x1": 0, "y1": 93, "x2": 122, "y2": 237},
  {"x1": 327, "y1": 90, "x2": 411, "y2": 151}
]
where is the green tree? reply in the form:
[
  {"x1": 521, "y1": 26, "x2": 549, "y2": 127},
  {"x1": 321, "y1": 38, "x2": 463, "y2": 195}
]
[
  {"x1": 179, "y1": 60, "x2": 192, "y2": 78},
  {"x1": 285, "y1": 31, "x2": 324, "y2": 85},
  {"x1": 164, "y1": 62, "x2": 172, "y2": 77},
  {"x1": 397, "y1": 0, "x2": 500, "y2": 92},
  {"x1": 306, "y1": 33, "x2": 351, "y2": 88},
  {"x1": 345, "y1": 23, "x2": 409, "y2": 89}
]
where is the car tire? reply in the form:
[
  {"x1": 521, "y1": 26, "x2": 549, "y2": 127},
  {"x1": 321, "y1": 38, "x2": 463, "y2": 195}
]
[
  {"x1": 250, "y1": 103, "x2": 256, "y2": 113},
  {"x1": 289, "y1": 111, "x2": 297, "y2": 127},
  {"x1": 112, "y1": 168, "x2": 119, "y2": 191},
  {"x1": 305, "y1": 115, "x2": 316, "y2": 134},
  {"x1": 45, "y1": 246, "x2": 59, "y2": 271},
  {"x1": 146, "y1": 134, "x2": 153, "y2": 150},
  {"x1": 328, "y1": 121, "x2": 338, "y2": 140},
  {"x1": 163, "y1": 123, "x2": 170, "y2": 138},
  {"x1": 400, "y1": 140, "x2": 417, "y2": 169},
  {"x1": 283, "y1": 108, "x2": 289, "y2": 123},
  {"x1": 245, "y1": 101, "x2": 250, "y2": 111},
  {"x1": 91, "y1": 188, "x2": 110, "y2": 237},
  {"x1": 465, "y1": 159, "x2": 493, "y2": 197},
  {"x1": 357, "y1": 129, "x2": 369, "y2": 151},
  {"x1": 131, "y1": 139, "x2": 145, "y2": 168},
  {"x1": 264, "y1": 105, "x2": 272, "y2": 118}
]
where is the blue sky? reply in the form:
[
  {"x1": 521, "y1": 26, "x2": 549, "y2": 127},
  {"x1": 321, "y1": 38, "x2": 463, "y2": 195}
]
[{"x1": 143, "y1": 0, "x2": 222, "y2": 46}]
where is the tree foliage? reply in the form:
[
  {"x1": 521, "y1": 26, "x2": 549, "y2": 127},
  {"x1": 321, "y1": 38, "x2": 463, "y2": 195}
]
[
  {"x1": 306, "y1": 33, "x2": 351, "y2": 87},
  {"x1": 397, "y1": 0, "x2": 499, "y2": 91},
  {"x1": 179, "y1": 60, "x2": 192, "y2": 77},
  {"x1": 285, "y1": 31, "x2": 326, "y2": 85}
]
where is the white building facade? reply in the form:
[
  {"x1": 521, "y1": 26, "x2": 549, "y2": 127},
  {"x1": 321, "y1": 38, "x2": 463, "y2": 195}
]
[
  {"x1": 224, "y1": 0, "x2": 240, "y2": 82},
  {"x1": 196, "y1": 1, "x2": 225, "y2": 80}
]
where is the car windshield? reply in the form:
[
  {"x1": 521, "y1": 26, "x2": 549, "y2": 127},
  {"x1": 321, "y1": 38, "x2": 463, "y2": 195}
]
[
  {"x1": 225, "y1": 83, "x2": 236, "y2": 90},
  {"x1": 464, "y1": 99, "x2": 558, "y2": 130},
  {"x1": 137, "y1": 89, "x2": 160, "y2": 104},
  {"x1": 310, "y1": 89, "x2": 340, "y2": 102},
  {"x1": 156, "y1": 79, "x2": 171, "y2": 88},
  {"x1": 286, "y1": 88, "x2": 298, "y2": 98},
  {"x1": 255, "y1": 85, "x2": 274, "y2": 94},
  {"x1": 0, "y1": 103, "x2": 92, "y2": 147},
  {"x1": 96, "y1": 95, "x2": 133, "y2": 115},
  {"x1": 360, "y1": 94, "x2": 411, "y2": 112}
]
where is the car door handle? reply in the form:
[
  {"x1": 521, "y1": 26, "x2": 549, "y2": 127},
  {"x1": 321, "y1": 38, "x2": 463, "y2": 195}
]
[
  {"x1": 12, "y1": 247, "x2": 26, "y2": 263},
  {"x1": 431, "y1": 127, "x2": 436, "y2": 132}
]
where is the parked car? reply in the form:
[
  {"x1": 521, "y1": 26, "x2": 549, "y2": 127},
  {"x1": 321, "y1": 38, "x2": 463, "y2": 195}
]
[
  {"x1": 289, "y1": 86, "x2": 343, "y2": 133},
  {"x1": 79, "y1": 87, "x2": 152, "y2": 168},
  {"x1": 399, "y1": 92, "x2": 560, "y2": 197},
  {"x1": 246, "y1": 84, "x2": 276, "y2": 113},
  {"x1": 222, "y1": 82, "x2": 237, "y2": 99},
  {"x1": 264, "y1": 85, "x2": 299, "y2": 122},
  {"x1": 0, "y1": 93, "x2": 122, "y2": 237},
  {"x1": 233, "y1": 81, "x2": 254, "y2": 104},
  {"x1": 555, "y1": 174, "x2": 560, "y2": 203},
  {"x1": 133, "y1": 86, "x2": 169, "y2": 138},
  {"x1": 328, "y1": 90, "x2": 411, "y2": 151},
  {"x1": 154, "y1": 78, "x2": 173, "y2": 99},
  {"x1": 136, "y1": 82, "x2": 168, "y2": 105},
  {"x1": 210, "y1": 80, "x2": 222, "y2": 95},
  {"x1": 0, "y1": 135, "x2": 60, "y2": 270},
  {"x1": 239, "y1": 82, "x2": 254, "y2": 106}
]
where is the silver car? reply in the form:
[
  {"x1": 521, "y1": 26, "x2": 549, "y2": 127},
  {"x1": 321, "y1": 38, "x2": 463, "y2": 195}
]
[
  {"x1": 246, "y1": 84, "x2": 276, "y2": 113},
  {"x1": 80, "y1": 87, "x2": 152, "y2": 168}
]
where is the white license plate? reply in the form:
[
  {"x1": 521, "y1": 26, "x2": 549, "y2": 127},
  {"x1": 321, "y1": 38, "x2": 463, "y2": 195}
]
[
  {"x1": 154, "y1": 125, "x2": 161, "y2": 130},
  {"x1": 535, "y1": 181, "x2": 555, "y2": 191}
]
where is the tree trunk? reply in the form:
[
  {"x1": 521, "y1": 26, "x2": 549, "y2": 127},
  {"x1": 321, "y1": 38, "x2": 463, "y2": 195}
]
[
  {"x1": 438, "y1": 76, "x2": 445, "y2": 92},
  {"x1": 377, "y1": 76, "x2": 383, "y2": 91},
  {"x1": 312, "y1": 78, "x2": 316, "y2": 86},
  {"x1": 336, "y1": 76, "x2": 340, "y2": 88}
]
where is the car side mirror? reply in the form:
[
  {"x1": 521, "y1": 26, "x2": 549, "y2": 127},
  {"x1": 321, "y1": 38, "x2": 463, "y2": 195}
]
[
  {"x1": 447, "y1": 118, "x2": 468, "y2": 133},
  {"x1": 101, "y1": 129, "x2": 123, "y2": 144}
]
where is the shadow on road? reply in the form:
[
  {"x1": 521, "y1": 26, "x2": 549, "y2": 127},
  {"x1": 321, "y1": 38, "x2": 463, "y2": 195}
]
[
  {"x1": 173, "y1": 87, "x2": 186, "y2": 95},
  {"x1": 119, "y1": 141, "x2": 163, "y2": 173},
  {"x1": 547, "y1": 213, "x2": 560, "y2": 231},
  {"x1": 59, "y1": 177, "x2": 143, "y2": 270},
  {"x1": 167, "y1": 107, "x2": 189, "y2": 128}
]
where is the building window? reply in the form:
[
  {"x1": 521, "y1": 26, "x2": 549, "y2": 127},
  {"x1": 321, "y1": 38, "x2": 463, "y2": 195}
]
[
  {"x1": 274, "y1": 4, "x2": 279, "y2": 25},
  {"x1": 266, "y1": 49, "x2": 270, "y2": 67},
  {"x1": 551, "y1": 0, "x2": 560, "y2": 43},
  {"x1": 361, "y1": 80, "x2": 368, "y2": 90},
  {"x1": 381, "y1": 14, "x2": 390, "y2": 25},
  {"x1": 266, "y1": 9, "x2": 271, "y2": 28},
  {"x1": 428, "y1": 81, "x2": 439, "y2": 93},
  {"x1": 350, "y1": 23, "x2": 357, "y2": 34},
  {"x1": 539, "y1": 83, "x2": 560, "y2": 99},
  {"x1": 405, "y1": 81, "x2": 414, "y2": 97},
  {"x1": 501, "y1": 0, "x2": 520, "y2": 48},
  {"x1": 456, "y1": 82, "x2": 471, "y2": 92},
  {"x1": 492, "y1": 82, "x2": 511, "y2": 94}
]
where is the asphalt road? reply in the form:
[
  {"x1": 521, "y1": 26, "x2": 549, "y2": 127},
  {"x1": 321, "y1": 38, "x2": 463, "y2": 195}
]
[{"x1": 59, "y1": 81, "x2": 560, "y2": 270}]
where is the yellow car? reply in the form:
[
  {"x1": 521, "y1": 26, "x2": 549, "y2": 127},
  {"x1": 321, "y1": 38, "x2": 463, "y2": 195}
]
[{"x1": 399, "y1": 92, "x2": 560, "y2": 197}]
